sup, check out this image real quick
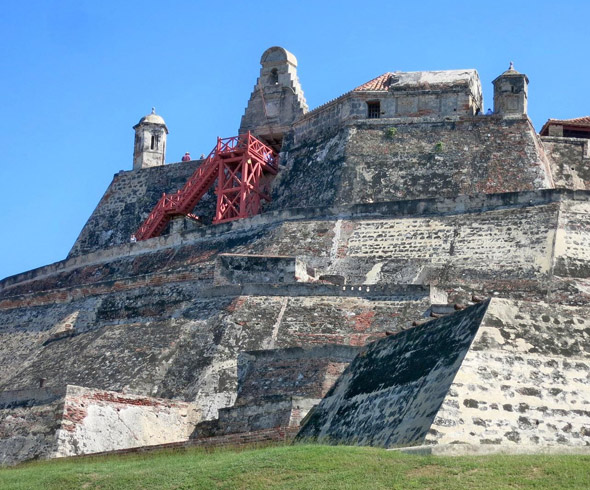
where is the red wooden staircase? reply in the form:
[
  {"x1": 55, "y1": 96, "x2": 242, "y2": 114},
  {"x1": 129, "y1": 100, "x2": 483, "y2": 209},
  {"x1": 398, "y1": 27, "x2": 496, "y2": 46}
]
[{"x1": 134, "y1": 133, "x2": 278, "y2": 241}]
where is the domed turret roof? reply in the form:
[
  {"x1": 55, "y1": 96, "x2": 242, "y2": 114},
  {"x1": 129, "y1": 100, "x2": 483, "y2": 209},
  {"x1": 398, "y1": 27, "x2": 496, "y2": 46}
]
[
  {"x1": 492, "y1": 62, "x2": 528, "y2": 84},
  {"x1": 133, "y1": 108, "x2": 168, "y2": 132},
  {"x1": 500, "y1": 61, "x2": 520, "y2": 76},
  {"x1": 136, "y1": 108, "x2": 166, "y2": 126}
]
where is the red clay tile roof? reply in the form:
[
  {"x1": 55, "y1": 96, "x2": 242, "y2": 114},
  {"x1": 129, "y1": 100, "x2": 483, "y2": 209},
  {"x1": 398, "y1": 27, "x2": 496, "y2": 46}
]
[
  {"x1": 550, "y1": 116, "x2": 590, "y2": 126},
  {"x1": 540, "y1": 116, "x2": 590, "y2": 135},
  {"x1": 302, "y1": 69, "x2": 476, "y2": 119},
  {"x1": 353, "y1": 73, "x2": 394, "y2": 91}
]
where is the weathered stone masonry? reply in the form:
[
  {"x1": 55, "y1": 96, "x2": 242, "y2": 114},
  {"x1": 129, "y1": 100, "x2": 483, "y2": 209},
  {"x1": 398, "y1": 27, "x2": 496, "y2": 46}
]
[
  {"x1": 2, "y1": 48, "x2": 590, "y2": 463},
  {"x1": 298, "y1": 299, "x2": 590, "y2": 449}
]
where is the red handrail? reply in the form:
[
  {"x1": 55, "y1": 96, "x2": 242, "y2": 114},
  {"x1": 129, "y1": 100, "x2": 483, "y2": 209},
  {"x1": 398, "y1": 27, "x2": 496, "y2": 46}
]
[{"x1": 134, "y1": 132, "x2": 278, "y2": 241}]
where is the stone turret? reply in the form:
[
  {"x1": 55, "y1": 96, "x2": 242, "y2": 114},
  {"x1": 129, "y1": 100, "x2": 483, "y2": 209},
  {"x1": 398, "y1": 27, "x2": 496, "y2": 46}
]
[
  {"x1": 239, "y1": 46, "x2": 308, "y2": 150},
  {"x1": 133, "y1": 108, "x2": 168, "y2": 170},
  {"x1": 493, "y1": 62, "x2": 529, "y2": 116}
]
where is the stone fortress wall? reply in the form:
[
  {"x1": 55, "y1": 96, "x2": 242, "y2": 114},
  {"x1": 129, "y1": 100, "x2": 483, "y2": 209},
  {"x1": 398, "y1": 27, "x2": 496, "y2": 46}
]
[
  {"x1": 0, "y1": 385, "x2": 199, "y2": 464},
  {"x1": 68, "y1": 115, "x2": 555, "y2": 258},
  {"x1": 2, "y1": 46, "x2": 590, "y2": 464},
  {"x1": 297, "y1": 298, "x2": 590, "y2": 448}
]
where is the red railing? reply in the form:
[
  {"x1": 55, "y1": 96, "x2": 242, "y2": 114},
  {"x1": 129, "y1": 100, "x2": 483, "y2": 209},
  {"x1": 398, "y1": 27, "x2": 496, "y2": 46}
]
[{"x1": 134, "y1": 132, "x2": 278, "y2": 241}]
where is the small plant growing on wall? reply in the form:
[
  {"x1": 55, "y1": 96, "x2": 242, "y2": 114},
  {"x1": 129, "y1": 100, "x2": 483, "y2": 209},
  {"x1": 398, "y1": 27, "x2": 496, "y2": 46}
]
[
  {"x1": 385, "y1": 127, "x2": 398, "y2": 139},
  {"x1": 434, "y1": 141, "x2": 444, "y2": 152}
]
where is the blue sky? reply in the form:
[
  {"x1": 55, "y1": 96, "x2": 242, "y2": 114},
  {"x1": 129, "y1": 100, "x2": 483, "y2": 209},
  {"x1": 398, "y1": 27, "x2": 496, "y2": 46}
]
[{"x1": 1, "y1": 0, "x2": 589, "y2": 280}]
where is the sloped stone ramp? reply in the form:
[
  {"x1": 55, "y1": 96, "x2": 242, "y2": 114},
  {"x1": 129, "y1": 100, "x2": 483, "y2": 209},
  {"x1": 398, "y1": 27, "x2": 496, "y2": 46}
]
[{"x1": 296, "y1": 298, "x2": 590, "y2": 449}]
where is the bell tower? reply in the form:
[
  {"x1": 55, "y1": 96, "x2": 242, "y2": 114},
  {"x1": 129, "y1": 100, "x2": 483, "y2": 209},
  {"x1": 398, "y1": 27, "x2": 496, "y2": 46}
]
[
  {"x1": 493, "y1": 62, "x2": 529, "y2": 116},
  {"x1": 133, "y1": 108, "x2": 168, "y2": 170},
  {"x1": 239, "y1": 46, "x2": 308, "y2": 151}
]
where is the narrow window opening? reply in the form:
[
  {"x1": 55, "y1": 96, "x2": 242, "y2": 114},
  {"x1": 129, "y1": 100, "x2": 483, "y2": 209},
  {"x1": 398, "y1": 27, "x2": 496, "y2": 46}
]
[
  {"x1": 269, "y1": 68, "x2": 279, "y2": 85},
  {"x1": 151, "y1": 135, "x2": 157, "y2": 150},
  {"x1": 367, "y1": 101, "x2": 381, "y2": 119}
]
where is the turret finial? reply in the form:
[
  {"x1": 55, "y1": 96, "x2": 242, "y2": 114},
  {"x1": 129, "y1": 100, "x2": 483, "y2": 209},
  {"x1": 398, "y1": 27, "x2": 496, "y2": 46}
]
[
  {"x1": 509, "y1": 61, "x2": 514, "y2": 70},
  {"x1": 151, "y1": 107, "x2": 156, "y2": 114}
]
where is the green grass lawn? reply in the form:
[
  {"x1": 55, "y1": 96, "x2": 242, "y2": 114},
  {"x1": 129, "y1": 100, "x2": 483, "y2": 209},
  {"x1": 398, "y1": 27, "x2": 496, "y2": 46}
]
[{"x1": 1, "y1": 444, "x2": 589, "y2": 489}]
